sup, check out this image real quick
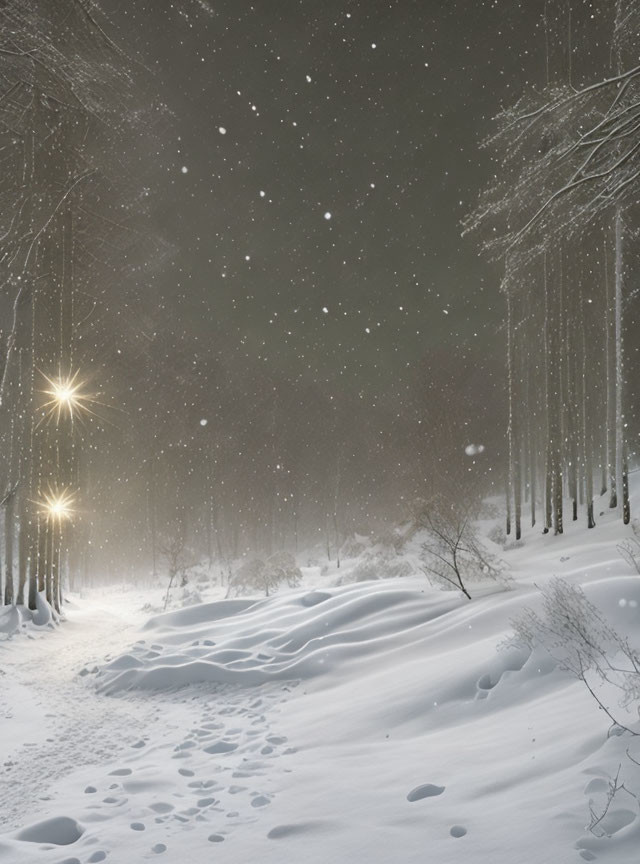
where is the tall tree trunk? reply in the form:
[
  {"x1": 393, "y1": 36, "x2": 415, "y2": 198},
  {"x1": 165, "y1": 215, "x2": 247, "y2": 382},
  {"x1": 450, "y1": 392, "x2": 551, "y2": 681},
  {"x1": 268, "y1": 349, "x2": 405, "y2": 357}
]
[
  {"x1": 333, "y1": 451, "x2": 342, "y2": 567},
  {"x1": 28, "y1": 521, "x2": 39, "y2": 610},
  {"x1": 605, "y1": 237, "x2": 617, "y2": 509},
  {"x1": 525, "y1": 337, "x2": 536, "y2": 528},
  {"x1": 543, "y1": 252, "x2": 552, "y2": 534},
  {"x1": 614, "y1": 209, "x2": 630, "y2": 524},
  {"x1": 566, "y1": 312, "x2": 578, "y2": 521},
  {"x1": 551, "y1": 251, "x2": 563, "y2": 535},
  {"x1": 506, "y1": 287, "x2": 514, "y2": 536},
  {"x1": 148, "y1": 455, "x2": 158, "y2": 577},
  {"x1": 52, "y1": 522, "x2": 62, "y2": 613},
  {"x1": 16, "y1": 498, "x2": 28, "y2": 606},
  {"x1": 581, "y1": 296, "x2": 595, "y2": 529},
  {"x1": 4, "y1": 493, "x2": 14, "y2": 605},
  {"x1": 45, "y1": 523, "x2": 54, "y2": 607}
]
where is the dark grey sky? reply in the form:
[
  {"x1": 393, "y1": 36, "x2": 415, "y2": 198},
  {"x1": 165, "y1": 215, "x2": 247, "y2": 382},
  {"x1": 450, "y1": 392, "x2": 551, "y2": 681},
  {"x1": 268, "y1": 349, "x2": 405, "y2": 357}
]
[{"x1": 102, "y1": 0, "x2": 612, "y2": 408}]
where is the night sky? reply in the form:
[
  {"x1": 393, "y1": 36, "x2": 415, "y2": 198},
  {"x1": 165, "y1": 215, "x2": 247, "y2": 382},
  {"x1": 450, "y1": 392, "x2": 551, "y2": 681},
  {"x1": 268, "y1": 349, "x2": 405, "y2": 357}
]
[
  {"x1": 51, "y1": 0, "x2": 619, "y2": 570},
  {"x1": 98, "y1": 2, "x2": 542, "y2": 404},
  {"x1": 94, "y1": 1, "x2": 613, "y2": 430}
]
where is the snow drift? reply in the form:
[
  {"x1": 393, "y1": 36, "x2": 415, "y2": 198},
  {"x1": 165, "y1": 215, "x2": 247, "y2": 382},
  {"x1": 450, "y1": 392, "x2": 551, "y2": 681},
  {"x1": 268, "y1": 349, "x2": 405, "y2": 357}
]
[{"x1": 98, "y1": 583, "x2": 466, "y2": 691}]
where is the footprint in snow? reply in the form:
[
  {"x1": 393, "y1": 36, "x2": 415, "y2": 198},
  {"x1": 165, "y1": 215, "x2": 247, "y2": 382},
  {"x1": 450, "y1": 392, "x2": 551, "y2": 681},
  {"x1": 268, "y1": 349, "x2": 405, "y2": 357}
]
[
  {"x1": 450, "y1": 825, "x2": 467, "y2": 837},
  {"x1": 267, "y1": 822, "x2": 324, "y2": 839},
  {"x1": 407, "y1": 783, "x2": 445, "y2": 802},
  {"x1": 14, "y1": 815, "x2": 84, "y2": 845},
  {"x1": 150, "y1": 802, "x2": 174, "y2": 814},
  {"x1": 204, "y1": 740, "x2": 238, "y2": 754}
]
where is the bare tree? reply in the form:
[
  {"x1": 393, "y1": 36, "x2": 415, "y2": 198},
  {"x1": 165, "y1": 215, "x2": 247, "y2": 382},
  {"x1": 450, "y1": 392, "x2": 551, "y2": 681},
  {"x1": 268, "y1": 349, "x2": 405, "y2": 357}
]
[
  {"x1": 160, "y1": 522, "x2": 192, "y2": 612},
  {"x1": 416, "y1": 497, "x2": 505, "y2": 600}
]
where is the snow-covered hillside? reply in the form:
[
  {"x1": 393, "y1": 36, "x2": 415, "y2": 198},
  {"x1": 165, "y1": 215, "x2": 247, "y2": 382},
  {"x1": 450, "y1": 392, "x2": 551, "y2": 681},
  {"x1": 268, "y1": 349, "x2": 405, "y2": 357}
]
[{"x1": 1, "y1": 490, "x2": 639, "y2": 863}]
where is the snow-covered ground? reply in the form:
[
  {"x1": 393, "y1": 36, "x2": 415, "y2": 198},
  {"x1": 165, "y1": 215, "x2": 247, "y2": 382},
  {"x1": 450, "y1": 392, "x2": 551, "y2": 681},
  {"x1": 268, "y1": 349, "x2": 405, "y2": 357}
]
[{"x1": 1, "y1": 490, "x2": 640, "y2": 863}]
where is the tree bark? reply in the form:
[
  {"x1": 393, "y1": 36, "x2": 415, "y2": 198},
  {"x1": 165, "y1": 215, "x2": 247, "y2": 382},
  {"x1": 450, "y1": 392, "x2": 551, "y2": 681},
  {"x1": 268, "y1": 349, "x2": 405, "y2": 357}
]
[{"x1": 4, "y1": 493, "x2": 14, "y2": 605}]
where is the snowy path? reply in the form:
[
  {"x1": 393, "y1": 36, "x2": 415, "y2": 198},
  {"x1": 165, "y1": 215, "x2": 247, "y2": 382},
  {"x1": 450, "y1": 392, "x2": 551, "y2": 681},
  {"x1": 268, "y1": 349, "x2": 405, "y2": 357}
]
[
  {"x1": 1, "y1": 551, "x2": 639, "y2": 863},
  {"x1": 0, "y1": 597, "x2": 153, "y2": 832},
  {"x1": 0, "y1": 592, "x2": 301, "y2": 863}
]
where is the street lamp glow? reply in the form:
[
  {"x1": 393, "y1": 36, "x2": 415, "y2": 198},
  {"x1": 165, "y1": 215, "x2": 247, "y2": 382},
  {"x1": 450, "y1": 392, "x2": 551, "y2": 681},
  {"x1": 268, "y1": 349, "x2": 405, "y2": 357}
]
[
  {"x1": 38, "y1": 369, "x2": 110, "y2": 429},
  {"x1": 54, "y1": 383, "x2": 75, "y2": 404},
  {"x1": 41, "y1": 370, "x2": 87, "y2": 421},
  {"x1": 39, "y1": 489, "x2": 75, "y2": 522}
]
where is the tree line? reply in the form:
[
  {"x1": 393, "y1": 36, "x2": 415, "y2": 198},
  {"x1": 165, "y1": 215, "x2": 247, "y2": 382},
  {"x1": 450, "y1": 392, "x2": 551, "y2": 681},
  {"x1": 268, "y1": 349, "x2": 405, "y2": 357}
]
[
  {"x1": 0, "y1": 0, "x2": 167, "y2": 609},
  {"x1": 465, "y1": 0, "x2": 640, "y2": 538}
]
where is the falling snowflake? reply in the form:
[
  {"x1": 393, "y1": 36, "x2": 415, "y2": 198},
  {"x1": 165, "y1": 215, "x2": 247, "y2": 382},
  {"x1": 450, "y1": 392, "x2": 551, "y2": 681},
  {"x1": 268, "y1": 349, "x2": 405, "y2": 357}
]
[{"x1": 464, "y1": 444, "x2": 486, "y2": 456}]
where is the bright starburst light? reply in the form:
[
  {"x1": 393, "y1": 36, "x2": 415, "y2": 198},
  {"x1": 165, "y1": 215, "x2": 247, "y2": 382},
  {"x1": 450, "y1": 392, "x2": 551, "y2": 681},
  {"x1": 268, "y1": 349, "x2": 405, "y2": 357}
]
[
  {"x1": 38, "y1": 369, "x2": 111, "y2": 429},
  {"x1": 38, "y1": 488, "x2": 75, "y2": 523}
]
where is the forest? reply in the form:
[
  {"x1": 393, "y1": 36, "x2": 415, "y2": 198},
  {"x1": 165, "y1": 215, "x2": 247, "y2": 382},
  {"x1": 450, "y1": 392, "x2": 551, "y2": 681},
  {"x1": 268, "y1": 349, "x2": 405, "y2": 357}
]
[{"x1": 0, "y1": 1, "x2": 639, "y2": 863}]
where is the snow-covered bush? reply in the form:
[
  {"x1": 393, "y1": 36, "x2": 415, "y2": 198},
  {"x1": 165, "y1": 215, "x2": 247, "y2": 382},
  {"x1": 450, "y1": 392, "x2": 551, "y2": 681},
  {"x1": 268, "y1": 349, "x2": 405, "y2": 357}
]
[
  {"x1": 487, "y1": 523, "x2": 507, "y2": 548},
  {"x1": 339, "y1": 534, "x2": 368, "y2": 559},
  {"x1": 178, "y1": 586, "x2": 203, "y2": 607},
  {"x1": 618, "y1": 534, "x2": 640, "y2": 575},
  {"x1": 349, "y1": 549, "x2": 416, "y2": 583},
  {"x1": 265, "y1": 551, "x2": 302, "y2": 589},
  {"x1": 372, "y1": 526, "x2": 406, "y2": 553},
  {"x1": 477, "y1": 500, "x2": 502, "y2": 520},
  {"x1": 160, "y1": 525, "x2": 195, "y2": 611},
  {"x1": 230, "y1": 558, "x2": 267, "y2": 596},
  {"x1": 511, "y1": 579, "x2": 640, "y2": 735},
  {"x1": 510, "y1": 578, "x2": 640, "y2": 834},
  {"x1": 229, "y1": 552, "x2": 302, "y2": 597}
]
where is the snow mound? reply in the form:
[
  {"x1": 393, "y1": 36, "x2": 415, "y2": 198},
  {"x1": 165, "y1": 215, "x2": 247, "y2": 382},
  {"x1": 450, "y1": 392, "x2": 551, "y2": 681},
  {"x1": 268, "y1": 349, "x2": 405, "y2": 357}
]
[
  {"x1": 32, "y1": 591, "x2": 55, "y2": 627},
  {"x1": 0, "y1": 604, "x2": 25, "y2": 636},
  {"x1": 14, "y1": 815, "x2": 84, "y2": 845},
  {"x1": 99, "y1": 580, "x2": 464, "y2": 692},
  {"x1": 0, "y1": 593, "x2": 57, "y2": 638}
]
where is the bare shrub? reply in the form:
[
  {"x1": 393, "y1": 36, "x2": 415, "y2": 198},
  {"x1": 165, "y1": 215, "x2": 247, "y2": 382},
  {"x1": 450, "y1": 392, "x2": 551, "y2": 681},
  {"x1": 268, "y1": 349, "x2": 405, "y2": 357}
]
[
  {"x1": 417, "y1": 496, "x2": 506, "y2": 599},
  {"x1": 487, "y1": 523, "x2": 507, "y2": 547},
  {"x1": 345, "y1": 550, "x2": 416, "y2": 584},
  {"x1": 618, "y1": 537, "x2": 640, "y2": 575},
  {"x1": 511, "y1": 579, "x2": 640, "y2": 834},
  {"x1": 511, "y1": 578, "x2": 640, "y2": 735},
  {"x1": 339, "y1": 534, "x2": 368, "y2": 559},
  {"x1": 160, "y1": 524, "x2": 194, "y2": 611},
  {"x1": 372, "y1": 527, "x2": 406, "y2": 553},
  {"x1": 586, "y1": 763, "x2": 639, "y2": 838},
  {"x1": 265, "y1": 551, "x2": 302, "y2": 589}
]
